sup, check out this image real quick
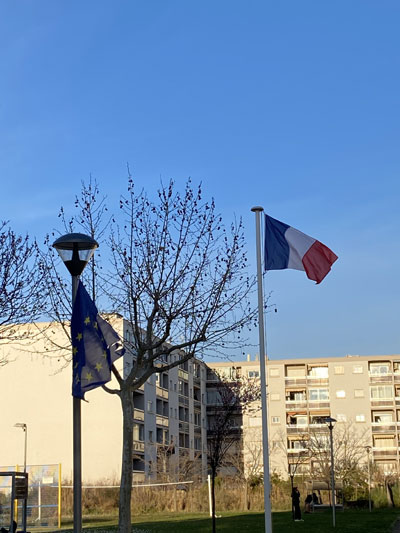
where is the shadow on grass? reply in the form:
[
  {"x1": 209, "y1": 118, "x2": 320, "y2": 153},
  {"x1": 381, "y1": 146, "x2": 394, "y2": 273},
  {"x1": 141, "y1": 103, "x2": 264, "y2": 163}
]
[
  {"x1": 134, "y1": 509, "x2": 400, "y2": 533},
  {"x1": 60, "y1": 508, "x2": 400, "y2": 533}
]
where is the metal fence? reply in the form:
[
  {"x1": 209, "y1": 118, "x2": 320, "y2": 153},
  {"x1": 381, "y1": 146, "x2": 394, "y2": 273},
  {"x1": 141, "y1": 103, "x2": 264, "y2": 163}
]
[{"x1": 0, "y1": 465, "x2": 61, "y2": 530}]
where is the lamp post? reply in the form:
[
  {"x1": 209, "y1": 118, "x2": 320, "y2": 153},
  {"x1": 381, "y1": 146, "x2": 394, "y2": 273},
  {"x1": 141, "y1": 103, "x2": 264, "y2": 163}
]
[
  {"x1": 365, "y1": 445, "x2": 372, "y2": 512},
  {"x1": 14, "y1": 423, "x2": 28, "y2": 533},
  {"x1": 53, "y1": 233, "x2": 98, "y2": 533},
  {"x1": 325, "y1": 417, "x2": 337, "y2": 528},
  {"x1": 14, "y1": 423, "x2": 27, "y2": 472}
]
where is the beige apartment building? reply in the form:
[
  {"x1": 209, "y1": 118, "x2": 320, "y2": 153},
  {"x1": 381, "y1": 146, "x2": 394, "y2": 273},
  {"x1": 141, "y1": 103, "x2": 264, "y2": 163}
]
[
  {"x1": 207, "y1": 354, "x2": 400, "y2": 479},
  {"x1": 0, "y1": 319, "x2": 208, "y2": 483}
]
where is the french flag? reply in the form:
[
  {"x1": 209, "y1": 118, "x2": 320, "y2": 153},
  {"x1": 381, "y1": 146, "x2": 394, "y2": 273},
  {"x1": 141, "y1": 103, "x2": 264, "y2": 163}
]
[{"x1": 264, "y1": 214, "x2": 338, "y2": 284}]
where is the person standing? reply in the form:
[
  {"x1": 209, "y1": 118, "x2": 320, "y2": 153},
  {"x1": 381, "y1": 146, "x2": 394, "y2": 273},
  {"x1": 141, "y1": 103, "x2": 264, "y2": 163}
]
[{"x1": 292, "y1": 487, "x2": 303, "y2": 521}]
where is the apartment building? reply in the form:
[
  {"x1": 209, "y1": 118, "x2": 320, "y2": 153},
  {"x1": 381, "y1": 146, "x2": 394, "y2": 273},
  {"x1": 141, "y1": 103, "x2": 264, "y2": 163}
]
[
  {"x1": 129, "y1": 355, "x2": 208, "y2": 482},
  {"x1": 207, "y1": 354, "x2": 400, "y2": 479},
  {"x1": 0, "y1": 318, "x2": 208, "y2": 483}
]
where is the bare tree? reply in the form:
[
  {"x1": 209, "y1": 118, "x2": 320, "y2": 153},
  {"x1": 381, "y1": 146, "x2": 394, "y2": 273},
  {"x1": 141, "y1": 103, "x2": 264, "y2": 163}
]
[
  {"x1": 43, "y1": 177, "x2": 256, "y2": 533},
  {"x1": 207, "y1": 373, "x2": 260, "y2": 533},
  {"x1": 0, "y1": 221, "x2": 45, "y2": 363},
  {"x1": 229, "y1": 427, "x2": 264, "y2": 510},
  {"x1": 307, "y1": 420, "x2": 369, "y2": 491}
]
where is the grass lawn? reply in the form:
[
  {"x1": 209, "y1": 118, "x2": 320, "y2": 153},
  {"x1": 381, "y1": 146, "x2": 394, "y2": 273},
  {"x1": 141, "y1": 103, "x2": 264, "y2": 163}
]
[{"x1": 64, "y1": 508, "x2": 400, "y2": 533}]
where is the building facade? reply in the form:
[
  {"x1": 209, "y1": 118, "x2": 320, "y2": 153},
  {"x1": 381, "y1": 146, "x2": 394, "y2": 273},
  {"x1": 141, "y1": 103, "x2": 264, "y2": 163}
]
[
  {"x1": 0, "y1": 319, "x2": 208, "y2": 483},
  {"x1": 207, "y1": 354, "x2": 400, "y2": 479}
]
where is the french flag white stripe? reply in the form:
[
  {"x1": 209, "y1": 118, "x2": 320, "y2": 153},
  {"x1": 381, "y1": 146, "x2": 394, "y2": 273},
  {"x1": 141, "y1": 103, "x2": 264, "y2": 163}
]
[{"x1": 285, "y1": 226, "x2": 316, "y2": 271}]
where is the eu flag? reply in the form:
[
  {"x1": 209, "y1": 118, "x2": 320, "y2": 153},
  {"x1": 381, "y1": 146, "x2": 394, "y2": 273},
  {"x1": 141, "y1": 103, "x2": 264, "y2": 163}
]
[{"x1": 71, "y1": 281, "x2": 124, "y2": 399}]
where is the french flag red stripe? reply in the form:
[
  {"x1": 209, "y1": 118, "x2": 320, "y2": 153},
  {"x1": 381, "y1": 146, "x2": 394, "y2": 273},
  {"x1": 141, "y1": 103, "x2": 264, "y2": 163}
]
[{"x1": 302, "y1": 240, "x2": 338, "y2": 284}]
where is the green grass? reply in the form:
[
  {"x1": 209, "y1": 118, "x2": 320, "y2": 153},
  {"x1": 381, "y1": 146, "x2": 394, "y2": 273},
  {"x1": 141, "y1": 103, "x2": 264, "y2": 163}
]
[{"x1": 60, "y1": 508, "x2": 400, "y2": 533}]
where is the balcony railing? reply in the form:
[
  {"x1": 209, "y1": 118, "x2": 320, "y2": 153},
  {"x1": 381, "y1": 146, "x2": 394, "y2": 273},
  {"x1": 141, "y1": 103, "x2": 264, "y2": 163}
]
[
  {"x1": 371, "y1": 422, "x2": 396, "y2": 432},
  {"x1": 156, "y1": 415, "x2": 169, "y2": 428},
  {"x1": 369, "y1": 374, "x2": 393, "y2": 383},
  {"x1": 179, "y1": 395, "x2": 189, "y2": 406},
  {"x1": 133, "y1": 440, "x2": 145, "y2": 453},
  {"x1": 285, "y1": 400, "x2": 307, "y2": 409},
  {"x1": 178, "y1": 369, "x2": 188, "y2": 380},
  {"x1": 308, "y1": 400, "x2": 330, "y2": 409},
  {"x1": 133, "y1": 409, "x2": 144, "y2": 421},
  {"x1": 179, "y1": 421, "x2": 190, "y2": 433},
  {"x1": 155, "y1": 386, "x2": 169, "y2": 399}
]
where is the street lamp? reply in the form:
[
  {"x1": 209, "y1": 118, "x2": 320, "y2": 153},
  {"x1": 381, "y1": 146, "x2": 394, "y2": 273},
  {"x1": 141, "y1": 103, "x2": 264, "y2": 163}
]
[
  {"x1": 325, "y1": 417, "x2": 337, "y2": 528},
  {"x1": 365, "y1": 445, "x2": 372, "y2": 512},
  {"x1": 14, "y1": 423, "x2": 27, "y2": 472},
  {"x1": 53, "y1": 233, "x2": 98, "y2": 533},
  {"x1": 14, "y1": 422, "x2": 28, "y2": 533}
]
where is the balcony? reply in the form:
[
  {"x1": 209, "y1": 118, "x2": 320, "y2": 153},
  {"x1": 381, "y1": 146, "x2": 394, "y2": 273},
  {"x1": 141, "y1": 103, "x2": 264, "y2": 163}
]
[
  {"x1": 286, "y1": 424, "x2": 309, "y2": 435},
  {"x1": 306, "y1": 377, "x2": 329, "y2": 386},
  {"x1": 179, "y1": 421, "x2": 190, "y2": 433},
  {"x1": 179, "y1": 395, "x2": 189, "y2": 406},
  {"x1": 372, "y1": 422, "x2": 396, "y2": 432},
  {"x1": 156, "y1": 415, "x2": 169, "y2": 428},
  {"x1": 369, "y1": 374, "x2": 393, "y2": 383},
  {"x1": 133, "y1": 409, "x2": 144, "y2": 421},
  {"x1": 308, "y1": 400, "x2": 330, "y2": 409},
  {"x1": 285, "y1": 400, "x2": 307, "y2": 410},
  {"x1": 156, "y1": 386, "x2": 169, "y2": 399},
  {"x1": 371, "y1": 398, "x2": 394, "y2": 407},
  {"x1": 178, "y1": 369, "x2": 188, "y2": 380},
  {"x1": 287, "y1": 448, "x2": 309, "y2": 455},
  {"x1": 133, "y1": 440, "x2": 145, "y2": 453},
  {"x1": 372, "y1": 447, "x2": 398, "y2": 457},
  {"x1": 285, "y1": 377, "x2": 307, "y2": 387}
]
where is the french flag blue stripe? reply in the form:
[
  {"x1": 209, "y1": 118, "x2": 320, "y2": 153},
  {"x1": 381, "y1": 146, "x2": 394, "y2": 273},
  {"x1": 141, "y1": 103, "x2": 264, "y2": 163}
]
[{"x1": 264, "y1": 215, "x2": 291, "y2": 270}]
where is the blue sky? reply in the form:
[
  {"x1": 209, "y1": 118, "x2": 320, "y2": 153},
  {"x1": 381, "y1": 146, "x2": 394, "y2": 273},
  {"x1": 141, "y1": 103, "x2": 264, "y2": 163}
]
[{"x1": 1, "y1": 1, "x2": 399, "y2": 360}]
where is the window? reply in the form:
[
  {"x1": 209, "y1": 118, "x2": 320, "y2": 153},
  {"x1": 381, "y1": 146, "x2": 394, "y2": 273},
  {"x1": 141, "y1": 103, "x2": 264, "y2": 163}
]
[
  {"x1": 337, "y1": 414, "x2": 347, "y2": 422},
  {"x1": 308, "y1": 366, "x2": 328, "y2": 378},
  {"x1": 371, "y1": 386, "x2": 393, "y2": 399},
  {"x1": 334, "y1": 366, "x2": 344, "y2": 375},
  {"x1": 309, "y1": 388, "x2": 329, "y2": 401},
  {"x1": 374, "y1": 436, "x2": 396, "y2": 448},
  {"x1": 356, "y1": 414, "x2": 366, "y2": 422},
  {"x1": 270, "y1": 393, "x2": 280, "y2": 401},
  {"x1": 372, "y1": 412, "x2": 393, "y2": 423},
  {"x1": 336, "y1": 390, "x2": 346, "y2": 398},
  {"x1": 270, "y1": 368, "x2": 280, "y2": 377},
  {"x1": 370, "y1": 363, "x2": 390, "y2": 375},
  {"x1": 248, "y1": 370, "x2": 260, "y2": 378},
  {"x1": 147, "y1": 400, "x2": 153, "y2": 412},
  {"x1": 354, "y1": 389, "x2": 365, "y2": 398},
  {"x1": 271, "y1": 416, "x2": 280, "y2": 424},
  {"x1": 353, "y1": 365, "x2": 363, "y2": 374},
  {"x1": 148, "y1": 431, "x2": 153, "y2": 443}
]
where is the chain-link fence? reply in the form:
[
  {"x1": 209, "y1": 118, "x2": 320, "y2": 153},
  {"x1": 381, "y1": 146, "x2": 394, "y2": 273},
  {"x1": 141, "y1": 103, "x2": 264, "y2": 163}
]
[{"x1": 0, "y1": 465, "x2": 61, "y2": 530}]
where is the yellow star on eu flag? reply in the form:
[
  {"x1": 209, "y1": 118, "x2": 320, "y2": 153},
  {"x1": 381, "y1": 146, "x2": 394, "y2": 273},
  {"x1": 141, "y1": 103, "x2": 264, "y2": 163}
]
[
  {"x1": 95, "y1": 362, "x2": 103, "y2": 371},
  {"x1": 73, "y1": 346, "x2": 78, "y2": 355},
  {"x1": 84, "y1": 316, "x2": 91, "y2": 325},
  {"x1": 85, "y1": 371, "x2": 93, "y2": 382},
  {"x1": 76, "y1": 332, "x2": 83, "y2": 341}
]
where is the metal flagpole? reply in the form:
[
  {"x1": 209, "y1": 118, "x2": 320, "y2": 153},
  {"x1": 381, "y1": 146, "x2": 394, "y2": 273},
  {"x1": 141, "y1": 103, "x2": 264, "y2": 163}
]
[
  {"x1": 72, "y1": 275, "x2": 82, "y2": 533},
  {"x1": 251, "y1": 206, "x2": 272, "y2": 533}
]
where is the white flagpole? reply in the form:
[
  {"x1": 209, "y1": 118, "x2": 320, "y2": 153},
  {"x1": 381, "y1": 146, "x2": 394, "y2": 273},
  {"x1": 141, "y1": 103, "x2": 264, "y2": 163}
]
[{"x1": 251, "y1": 206, "x2": 272, "y2": 533}]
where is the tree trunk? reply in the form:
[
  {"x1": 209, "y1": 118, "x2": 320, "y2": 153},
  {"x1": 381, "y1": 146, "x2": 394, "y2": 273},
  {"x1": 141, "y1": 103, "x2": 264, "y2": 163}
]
[
  {"x1": 119, "y1": 387, "x2": 134, "y2": 533},
  {"x1": 211, "y1": 468, "x2": 217, "y2": 533}
]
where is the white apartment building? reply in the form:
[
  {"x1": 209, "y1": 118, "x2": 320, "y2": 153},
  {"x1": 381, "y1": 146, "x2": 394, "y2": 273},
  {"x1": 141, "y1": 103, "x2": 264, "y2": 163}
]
[{"x1": 207, "y1": 354, "x2": 400, "y2": 479}]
